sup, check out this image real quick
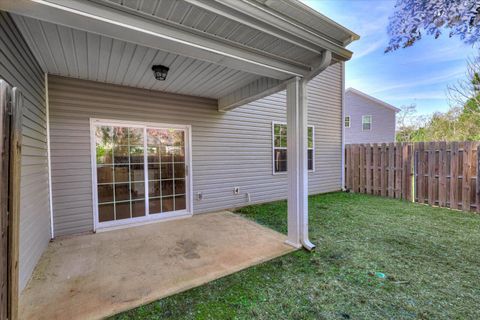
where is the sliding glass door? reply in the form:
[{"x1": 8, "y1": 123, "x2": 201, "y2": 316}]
[{"x1": 92, "y1": 120, "x2": 190, "y2": 228}]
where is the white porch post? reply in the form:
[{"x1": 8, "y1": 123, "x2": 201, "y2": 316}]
[{"x1": 286, "y1": 77, "x2": 315, "y2": 250}]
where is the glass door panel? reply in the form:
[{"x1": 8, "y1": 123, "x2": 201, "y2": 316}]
[
  {"x1": 96, "y1": 125, "x2": 146, "y2": 222},
  {"x1": 147, "y1": 128, "x2": 186, "y2": 214},
  {"x1": 94, "y1": 122, "x2": 189, "y2": 227}
]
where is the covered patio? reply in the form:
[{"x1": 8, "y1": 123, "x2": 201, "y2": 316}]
[
  {"x1": 0, "y1": 0, "x2": 357, "y2": 319},
  {"x1": 20, "y1": 211, "x2": 294, "y2": 320}
]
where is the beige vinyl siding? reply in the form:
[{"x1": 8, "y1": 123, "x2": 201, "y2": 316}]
[
  {"x1": 0, "y1": 12, "x2": 50, "y2": 291},
  {"x1": 49, "y1": 62, "x2": 343, "y2": 236}
]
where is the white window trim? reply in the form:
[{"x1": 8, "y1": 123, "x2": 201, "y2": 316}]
[
  {"x1": 271, "y1": 121, "x2": 315, "y2": 175},
  {"x1": 89, "y1": 118, "x2": 193, "y2": 232},
  {"x1": 344, "y1": 115, "x2": 351, "y2": 128},
  {"x1": 362, "y1": 115, "x2": 372, "y2": 131}
]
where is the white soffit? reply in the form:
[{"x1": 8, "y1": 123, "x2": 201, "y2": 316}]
[{"x1": 12, "y1": 15, "x2": 261, "y2": 99}]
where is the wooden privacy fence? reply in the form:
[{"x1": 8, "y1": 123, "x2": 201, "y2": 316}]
[{"x1": 345, "y1": 142, "x2": 480, "y2": 213}]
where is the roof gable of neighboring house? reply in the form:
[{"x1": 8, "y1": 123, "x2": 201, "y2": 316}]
[{"x1": 345, "y1": 88, "x2": 400, "y2": 113}]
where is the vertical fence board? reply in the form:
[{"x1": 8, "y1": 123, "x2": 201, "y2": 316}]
[
  {"x1": 395, "y1": 143, "x2": 402, "y2": 199},
  {"x1": 353, "y1": 145, "x2": 360, "y2": 193},
  {"x1": 359, "y1": 145, "x2": 365, "y2": 193},
  {"x1": 428, "y1": 142, "x2": 436, "y2": 205},
  {"x1": 380, "y1": 144, "x2": 386, "y2": 197},
  {"x1": 366, "y1": 145, "x2": 372, "y2": 194},
  {"x1": 388, "y1": 143, "x2": 394, "y2": 198},
  {"x1": 372, "y1": 144, "x2": 379, "y2": 195},
  {"x1": 8, "y1": 89, "x2": 21, "y2": 320},
  {"x1": 0, "y1": 81, "x2": 11, "y2": 319},
  {"x1": 450, "y1": 142, "x2": 459, "y2": 209},
  {"x1": 438, "y1": 141, "x2": 447, "y2": 207},
  {"x1": 462, "y1": 142, "x2": 472, "y2": 211},
  {"x1": 417, "y1": 142, "x2": 425, "y2": 204}
]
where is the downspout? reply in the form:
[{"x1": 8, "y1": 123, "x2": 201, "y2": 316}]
[
  {"x1": 45, "y1": 73, "x2": 54, "y2": 239},
  {"x1": 300, "y1": 50, "x2": 332, "y2": 251}
]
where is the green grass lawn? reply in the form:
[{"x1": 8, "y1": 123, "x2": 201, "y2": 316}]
[{"x1": 112, "y1": 192, "x2": 480, "y2": 319}]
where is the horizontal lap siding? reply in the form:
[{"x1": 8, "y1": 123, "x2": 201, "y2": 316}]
[
  {"x1": 0, "y1": 12, "x2": 50, "y2": 291},
  {"x1": 344, "y1": 91, "x2": 396, "y2": 144},
  {"x1": 49, "y1": 62, "x2": 343, "y2": 236}
]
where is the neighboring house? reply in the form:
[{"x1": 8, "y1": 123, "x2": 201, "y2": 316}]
[
  {"x1": 344, "y1": 88, "x2": 400, "y2": 144},
  {"x1": 0, "y1": 0, "x2": 359, "y2": 310}
]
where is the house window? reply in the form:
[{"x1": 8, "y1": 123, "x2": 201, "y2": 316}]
[
  {"x1": 362, "y1": 115, "x2": 372, "y2": 130},
  {"x1": 344, "y1": 116, "x2": 351, "y2": 128},
  {"x1": 272, "y1": 122, "x2": 314, "y2": 173}
]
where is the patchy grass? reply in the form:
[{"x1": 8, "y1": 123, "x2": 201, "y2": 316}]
[{"x1": 112, "y1": 192, "x2": 480, "y2": 319}]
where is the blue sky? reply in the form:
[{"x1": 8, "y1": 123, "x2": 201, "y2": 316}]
[{"x1": 304, "y1": 0, "x2": 478, "y2": 116}]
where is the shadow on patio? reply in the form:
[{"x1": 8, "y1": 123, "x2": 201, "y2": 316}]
[{"x1": 20, "y1": 211, "x2": 295, "y2": 320}]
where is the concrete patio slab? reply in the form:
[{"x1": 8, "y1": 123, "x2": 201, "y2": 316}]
[{"x1": 19, "y1": 211, "x2": 295, "y2": 320}]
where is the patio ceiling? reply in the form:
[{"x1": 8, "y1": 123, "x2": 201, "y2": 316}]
[{"x1": 1, "y1": 0, "x2": 358, "y2": 110}]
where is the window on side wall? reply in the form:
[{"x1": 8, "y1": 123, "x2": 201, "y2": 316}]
[
  {"x1": 362, "y1": 115, "x2": 372, "y2": 131},
  {"x1": 272, "y1": 122, "x2": 314, "y2": 174},
  {"x1": 344, "y1": 116, "x2": 351, "y2": 128}
]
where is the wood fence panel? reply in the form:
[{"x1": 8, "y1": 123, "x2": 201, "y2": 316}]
[{"x1": 345, "y1": 141, "x2": 479, "y2": 213}]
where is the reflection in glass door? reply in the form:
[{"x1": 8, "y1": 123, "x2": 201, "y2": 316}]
[
  {"x1": 93, "y1": 121, "x2": 189, "y2": 227},
  {"x1": 147, "y1": 129, "x2": 186, "y2": 214}
]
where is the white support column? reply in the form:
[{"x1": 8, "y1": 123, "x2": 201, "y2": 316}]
[{"x1": 286, "y1": 77, "x2": 315, "y2": 250}]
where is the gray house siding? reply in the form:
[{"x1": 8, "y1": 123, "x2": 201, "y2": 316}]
[
  {"x1": 49, "y1": 62, "x2": 343, "y2": 237},
  {"x1": 344, "y1": 91, "x2": 396, "y2": 144},
  {"x1": 0, "y1": 12, "x2": 51, "y2": 291}
]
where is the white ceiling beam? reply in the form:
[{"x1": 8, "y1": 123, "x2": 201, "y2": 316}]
[
  {"x1": 0, "y1": 0, "x2": 312, "y2": 80},
  {"x1": 218, "y1": 77, "x2": 293, "y2": 112},
  {"x1": 219, "y1": 50, "x2": 333, "y2": 111},
  {"x1": 184, "y1": 0, "x2": 353, "y2": 61}
]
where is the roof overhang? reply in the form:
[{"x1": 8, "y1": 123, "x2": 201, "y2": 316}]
[{"x1": 0, "y1": 0, "x2": 359, "y2": 110}]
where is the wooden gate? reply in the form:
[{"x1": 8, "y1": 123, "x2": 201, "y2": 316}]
[
  {"x1": 0, "y1": 80, "x2": 22, "y2": 320},
  {"x1": 345, "y1": 142, "x2": 480, "y2": 213}
]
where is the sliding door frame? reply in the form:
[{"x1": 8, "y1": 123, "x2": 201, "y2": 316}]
[{"x1": 89, "y1": 118, "x2": 193, "y2": 232}]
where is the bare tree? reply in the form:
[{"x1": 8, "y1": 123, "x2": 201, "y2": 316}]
[{"x1": 448, "y1": 52, "x2": 480, "y2": 114}]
